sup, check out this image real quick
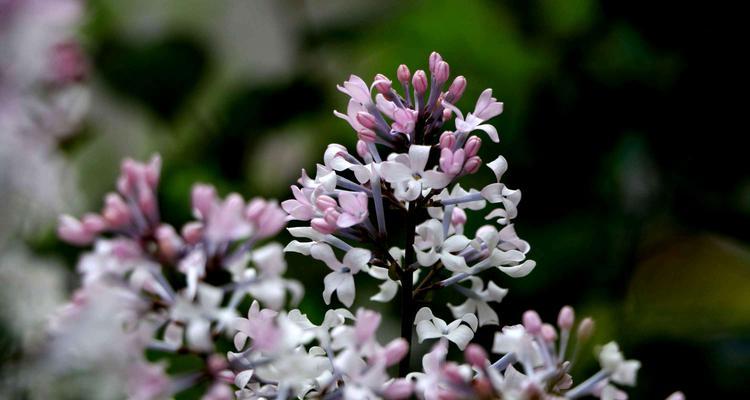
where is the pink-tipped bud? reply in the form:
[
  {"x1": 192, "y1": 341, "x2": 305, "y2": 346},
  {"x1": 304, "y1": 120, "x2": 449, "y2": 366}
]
[
  {"x1": 356, "y1": 140, "x2": 370, "y2": 158},
  {"x1": 442, "y1": 108, "x2": 453, "y2": 121},
  {"x1": 81, "y1": 213, "x2": 107, "y2": 233},
  {"x1": 354, "y1": 309, "x2": 382, "y2": 344},
  {"x1": 145, "y1": 154, "x2": 162, "y2": 189},
  {"x1": 155, "y1": 224, "x2": 182, "y2": 260},
  {"x1": 463, "y1": 156, "x2": 482, "y2": 174},
  {"x1": 523, "y1": 310, "x2": 542, "y2": 334},
  {"x1": 315, "y1": 195, "x2": 338, "y2": 212},
  {"x1": 434, "y1": 60, "x2": 450, "y2": 85},
  {"x1": 138, "y1": 188, "x2": 158, "y2": 222},
  {"x1": 541, "y1": 323, "x2": 558, "y2": 342},
  {"x1": 181, "y1": 222, "x2": 204, "y2": 245},
  {"x1": 382, "y1": 378, "x2": 413, "y2": 400},
  {"x1": 442, "y1": 364, "x2": 465, "y2": 385},
  {"x1": 464, "y1": 136, "x2": 482, "y2": 158},
  {"x1": 412, "y1": 70, "x2": 428, "y2": 95},
  {"x1": 323, "y1": 208, "x2": 341, "y2": 227},
  {"x1": 439, "y1": 131, "x2": 456, "y2": 149},
  {"x1": 57, "y1": 215, "x2": 94, "y2": 245},
  {"x1": 207, "y1": 354, "x2": 229, "y2": 374},
  {"x1": 429, "y1": 51, "x2": 443, "y2": 73},
  {"x1": 577, "y1": 317, "x2": 595, "y2": 341},
  {"x1": 102, "y1": 193, "x2": 131, "y2": 228},
  {"x1": 557, "y1": 305, "x2": 575, "y2": 331},
  {"x1": 397, "y1": 64, "x2": 411, "y2": 84},
  {"x1": 373, "y1": 73, "x2": 392, "y2": 94},
  {"x1": 465, "y1": 344, "x2": 488, "y2": 368},
  {"x1": 311, "y1": 217, "x2": 337, "y2": 234},
  {"x1": 357, "y1": 128, "x2": 377, "y2": 143},
  {"x1": 447, "y1": 76, "x2": 467, "y2": 102},
  {"x1": 451, "y1": 207, "x2": 467, "y2": 226},
  {"x1": 439, "y1": 148, "x2": 465, "y2": 175},
  {"x1": 356, "y1": 111, "x2": 378, "y2": 129},
  {"x1": 191, "y1": 184, "x2": 217, "y2": 220},
  {"x1": 384, "y1": 338, "x2": 409, "y2": 366},
  {"x1": 245, "y1": 198, "x2": 267, "y2": 220}
]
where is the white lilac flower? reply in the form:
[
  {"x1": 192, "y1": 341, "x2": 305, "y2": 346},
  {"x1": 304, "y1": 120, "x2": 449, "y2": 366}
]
[
  {"x1": 413, "y1": 218, "x2": 472, "y2": 272},
  {"x1": 310, "y1": 243, "x2": 370, "y2": 307},
  {"x1": 414, "y1": 307, "x2": 478, "y2": 350},
  {"x1": 380, "y1": 145, "x2": 452, "y2": 201},
  {"x1": 443, "y1": 88, "x2": 504, "y2": 143},
  {"x1": 598, "y1": 342, "x2": 642, "y2": 386},
  {"x1": 447, "y1": 276, "x2": 508, "y2": 327}
]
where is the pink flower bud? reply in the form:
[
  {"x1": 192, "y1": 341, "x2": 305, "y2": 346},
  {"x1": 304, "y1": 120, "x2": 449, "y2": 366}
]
[
  {"x1": 523, "y1": 310, "x2": 542, "y2": 334},
  {"x1": 356, "y1": 111, "x2": 378, "y2": 129},
  {"x1": 442, "y1": 364, "x2": 465, "y2": 385},
  {"x1": 412, "y1": 70, "x2": 428, "y2": 95},
  {"x1": 384, "y1": 338, "x2": 409, "y2": 366},
  {"x1": 558, "y1": 305, "x2": 575, "y2": 331},
  {"x1": 577, "y1": 317, "x2": 595, "y2": 341},
  {"x1": 207, "y1": 354, "x2": 229, "y2": 374},
  {"x1": 156, "y1": 224, "x2": 182, "y2": 260},
  {"x1": 429, "y1": 51, "x2": 443, "y2": 73},
  {"x1": 357, "y1": 128, "x2": 377, "y2": 143},
  {"x1": 50, "y1": 42, "x2": 88, "y2": 83},
  {"x1": 463, "y1": 156, "x2": 482, "y2": 174},
  {"x1": 315, "y1": 195, "x2": 338, "y2": 212},
  {"x1": 356, "y1": 140, "x2": 370, "y2": 158},
  {"x1": 245, "y1": 198, "x2": 267, "y2": 220},
  {"x1": 254, "y1": 201, "x2": 287, "y2": 238},
  {"x1": 81, "y1": 213, "x2": 107, "y2": 233},
  {"x1": 464, "y1": 136, "x2": 482, "y2": 158},
  {"x1": 103, "y1": 193, "x2": 131, "y2": 228},
  {"x1": 541, "y1": 323, "x2": 558, "y2": 342},
  {"x1": 323, "y1": 208, "x2": 341, "y2": 227},
  {"x1": 382, "y1": 378, "x2": 413, "y2": 400},
  {"x1": 439, "y1": 148, "x2": 465, "y2": 175},
  {"x1": 138, "y1": 188, "x2": 158, "y2": 223},
  {"x1": 464, "y1": 344, "x2": 488, "y2": 368},
  {"x1": 311, "y1": 218, "x2": 337, "y2": 234},
  {"x1": 451, "y1": 207, "x2": 467, "y2": 226},
  {"x1": 181, "y1": 222, "x2": 204, "y2": 244},
  {"x1": 397, "y1": 64, "x2": 411, "y2": 84},
  {"x1": 373, "y1": 73, "x2": 392, "y2": 94},
  {"x1": 145, "y1": 154, "x2": 162, "y2": 189},
  {"x1": 434, "y1": 60, "x2": 450, "y2": 85},
  {"x1": 439, "y1": 131, "x2": 456, "y2": 149},
  {"x1": 191, "y1": 184, "x2": 217, "y2": 220},
  {"x1": 447, "y1": 76, "x2": 467, "y2": 102},
  {"x1": 57, "y1": 215, "x2": 94, "y2": 245},
  {"x1": 354, "y1": 309, "x2": 381, "y2": 344}
]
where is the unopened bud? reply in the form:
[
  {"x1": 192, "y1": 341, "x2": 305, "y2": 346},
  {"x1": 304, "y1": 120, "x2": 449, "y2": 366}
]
[
  {"x1": 439, "y1": 131, "x2": 456, "y2": 149},
  {"x1": 463, "y1": 156, "x2": 482, "y2": 174},
  {"x1": 156, "y1": 224, "x2": 182, "y2": 260},
  {"x1": 434, "y1": 60, "x2": 450, "y2": 85},
  {"x1": 442, "y1": 107, "x2": 452, "y2": 121},
  {"x1": 577, "y1": 317, "x2": 595, "y2": 341},
  {"x1": 57, "y1": 215, "x2": 94, "y2": 245},
  {"x1": 429, "y1": 51, "x2": 443, "y2": 73},
  {"x1": 397, "y1": 64, "x2": 411, "y2": 84},
  {"x1": 382, "y1": 378, "x2": 413, "y2": 400},
  {"x1": 311, "y1": 217, "x2": 337, "y2": 234},
  {"x1": 357, "y1": 111, "x2": 378, "y2": 129},
  {"x1": 464, "y1": 136, "x2": 482, "y2": 157},
  {"x1": 523, "y1": 310, "x2": 542, "y2": 334},
  {"x1": 541, "y1": 323, "x2": 558, "y2": 342},
  {"x1": 103, "y1": 193, "x2": 131, "y2": 228},
  {"x1": 384, "y1": 338, "x2": 409, "y2": 366},
  {"x1": 373, "y1": 73, "x2": 392, "y2": 94},
  {"x1": 181, "y1": 222, "x2": 204, "y2": 244},
  {"x1": 81, "y1": 213, "x2": 107, "y2": 233},
  {"x1": 245, "y1": 198, "x2": 267, "y2": 220},
  {"x1": 412, "y1": 70, "x2": 428, "y2": 95},
  {"x1": 316, "y1": 195, "x2": 338, "y2": 212},
  {"x1": 557, "y1": 305, "x2": 575, "y2": 331},
  {"x1": 451, "y1": 207, "x2": 467, "y2": 226},
  {"x1": 447, "y1": 76, "x2": 467, "y2": 102},
  {"x1": 145, "y1": 154, "x2": 162, "y2": 189},
  {"x1": 191, "y1": 184, "x2": 217, "y2": 220},
  {"x1": 357, "y1": 128, "x2": 377, "y2": 143},
  {"x1": 465, "y1": 344, "x2": 488, "y2": 368}
]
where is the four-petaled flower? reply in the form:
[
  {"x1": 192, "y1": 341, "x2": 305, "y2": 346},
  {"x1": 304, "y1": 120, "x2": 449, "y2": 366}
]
[{"x1": 310, "y1": 243, "x2": 371, "y2": 307}]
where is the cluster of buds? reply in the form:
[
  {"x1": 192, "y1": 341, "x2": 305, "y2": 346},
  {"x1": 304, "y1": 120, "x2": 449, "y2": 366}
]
[{"x1": 52, "y1": 52, "x2": 683, "y2": 399}]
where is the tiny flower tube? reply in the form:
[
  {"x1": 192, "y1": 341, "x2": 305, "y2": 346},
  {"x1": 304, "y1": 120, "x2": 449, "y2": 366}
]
[
  {"x1": 465, "y1": 343, "x2": 488, "y2": 368},
  {"x1": 384, "y1": 338, "x2": 409, "y2": 366},
  {"x1": 412, "y1": 70, "x2": 428, "y2": 95},
  {"x1": 429, "y1": 51, "x2": 443, "y2": 74}
]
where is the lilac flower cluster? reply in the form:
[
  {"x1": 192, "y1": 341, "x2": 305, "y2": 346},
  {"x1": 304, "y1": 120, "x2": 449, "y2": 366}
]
[{"x1": 54, "y1": 52, "x2": 683, "y2": 399}]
